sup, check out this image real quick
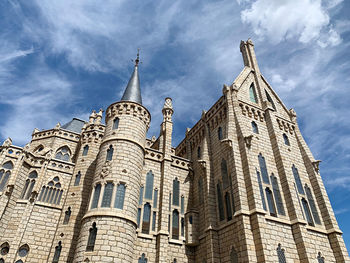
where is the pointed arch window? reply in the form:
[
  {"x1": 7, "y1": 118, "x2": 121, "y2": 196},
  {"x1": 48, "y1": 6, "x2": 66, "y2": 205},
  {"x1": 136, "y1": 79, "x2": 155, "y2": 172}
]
[
  {"x1": 197, "y1": 146, "x2": 201, "y2": 159},
  {"x1": 114, "y1": 183, "x2": 126, "y2": 209},
  {"x1": 252, "y1": 121, "x2": 259, "y2": 134},
  {"x1": 271, "y1": 174, "x2": 285, "y2": 216},
  {"x1": 305, "y1": 185, "x2": 321, "y2": 225},
  {"x1": 145, "y1": 171, "x2": 154, "y2": 200},
  {"x1": 317, "y1": 252, "x2": 325, "y2": 263},
  {"x1": 265, "y1": 90, "x2": 276, "y2": 110},
  {"x1": 230, "y1": 247, "x2": 238, "y2": 263},
  {"x1": 38, "y1": 177, "x2": 63, "y2": 205},
  {"x1": 258, "y1": 153, "x2": 269, "y2": 184},
  {"x1": 112, "y1": 118, "x2": 119, "y2": 130},
  {"x1": 181, "y1": 196, "x2": 185, "y2": 214},
  {"x1": 139, "y1": 186, "x2": 144, "y2": 205},
  {"x1": 74, "y1": 171, "x2": 81, "y2": 186},
  {"x1": 292, "y1": 165, "x2": 304, "y2": 194},
  {"x1": 221, "y1": 159, "x2": 229, "y2": 189},
  {"x1": 86, "y1": 222, "x2": 97, "y2": 251},
  {"x1": 55, "y1": 146, "x2": 71, "y2": 162},
  {"x1": 18, "y1": 244, "x2": 29, "y2": 257},
  {"x1": 0, "y1": 242, "x2": 9, "y2": 256},
  {"x1": 152, "y1": 211, "x2": 157, "y2": 231},
  {"x1": 283, "y1": 134, "x2": 290, "y2": 146},
  {"x1": 142, "y1": 203, "x2": 151, "y2": 234},
  {"x1": 257, "y1": 170, "x2": 267, "y2": 211},
  {"x1": 218, "y1": 126, "x2": 223, "y2": 140},
  {"x1": 63, "y1": 207, "x2": 71, "y2": 224},
  {"x1": 106, "y1": 145, "x2": 114, "y2": 161},
  {"x1": 101, "y1": 182, "x2": 114, "y2": 207},
  {"x1": 265, "y1": 187, "x2": 277, "y2": 217},
  {"x1": 225, "y1": 192, "x2": 232, "y2": 221},
  {"x1": 52, "y1": 241, "x2": 62, "y2": 263},
  {"x1": 172, "y1": 209, "x2": 179, "y2": 239},
  {"x1": 137, "y1": 208, "x2": 141, "y2": 227},
  {"x1": 138, "y1": 253, "x2": 147, "y2": 263},
  {"x1": 198, "y1": 177, "x2": 204, "y2": 205},
  {"x1": 21, "y1": 171, "x2": 37, "y2": 199},
  {"x1": 153, "y1": 189, "x2": 158, "y2": 208},
  {"x1": 301, "y1": 198, "x2": 314, "y2": 226},
  {"x1": 82, "y1": 145, "x2": 89, "y2": 156},
  {"x1": 172, "y1": 178, "x2": 180, "y2": 206},
  {"x1": 0, "y1": 161, "x2": 13, "y2": 192},
  {"x1": 249, "y1": 83, "x2": 258, "y2": 103},
  {"x1": 217, "y1": 183, "x2": 225, "y2": 221},
  {"x1": 277, "y1": 244, "x2": 286, "y2": 263},
  {"x1": 90, "y1": 184, "x2": 101, "y2": 209}
]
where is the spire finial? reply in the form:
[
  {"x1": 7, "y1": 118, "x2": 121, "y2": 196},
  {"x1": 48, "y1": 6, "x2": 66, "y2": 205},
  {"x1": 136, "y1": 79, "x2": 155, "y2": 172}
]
[{"x1": 133, "y1": 48, "x2": 141, "y2": 67}]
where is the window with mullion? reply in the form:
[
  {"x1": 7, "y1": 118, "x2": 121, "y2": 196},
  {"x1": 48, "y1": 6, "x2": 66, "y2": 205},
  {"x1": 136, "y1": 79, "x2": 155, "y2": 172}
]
[
  {"x1": 305, "y1": 185, "x2": 321, "y2": 225},
  {"x1": 258, "y1": 154, "x2": 269, "y2": 184},
  {"x1": 271, "y1": 174, "x2": 285, "y2": 216}
]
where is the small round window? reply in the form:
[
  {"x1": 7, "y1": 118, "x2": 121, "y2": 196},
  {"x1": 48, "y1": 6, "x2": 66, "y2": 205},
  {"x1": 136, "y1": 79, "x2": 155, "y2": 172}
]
[{"x1": 18, "y1": 245, "x2": 29, "y2": 257}]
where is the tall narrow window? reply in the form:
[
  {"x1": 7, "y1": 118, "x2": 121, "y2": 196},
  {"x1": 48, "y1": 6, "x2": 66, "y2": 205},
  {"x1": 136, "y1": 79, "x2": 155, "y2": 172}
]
[
  {"x1": 302, "y1": 198, "x2": 314, "y2": 226},
  {"x1": 266, "y1": 187, "x2": 277, "y2": 217},
  {"x1": 74, "y1": 171, "x2": 81, "y2": 186},
  {"x1": 258, "y1": 154, "x2": 269, "y2": 184},
  {"x1": 257, "y1": 171, "x2": 266, "y2": 211},
  {"x1": 21, "y1": 171, "x2": 37, "y2": 199},
  {"x1": 38, "y1": 178, "x2": 63, "y2": 205},
  {"x1": 197, "y1": 146, "x2": 201, "y2": 159},
  {"x1": 230, "y1": 247, "x2": 238, "y2": 263},
  {"x1": 181, "y1": 196, "x2": 185, "y2": 214},
  {"x1": 225, "y1": 192, "x2": 232, "y2": 221},
  {"x1": 101, "y1": 182, "x2": 114, "y2": 207},
  {"x1": 265, "y1": 90, "x2": 276, "y2": 110},
  {"x1": 249, "y1": 83, "x2": 258, "y2": 103},
  {"x1": 317, "y1": 252, "x2": 325, "y2": 263},
  {"x1": 305, "y1": 185, "x2": 321, "y2": 225},
  {"x1": 172, "y1": 210, "x2": 179, "y2": 239},
  {"x1": 283, "y1": 134, "x2": 290, "y2": 146},
  {"x1": 217, "y1": 183, "x2": 225, "y2": 221},
  {"x1": 221, "y1": 159, "x2": 229, "y2": 189},
  {"x1": 271, "y1": 175, "x2": 285, "y2": 216},
  {"x1": 139, "y1": 186, "x2": 144, "y2": 205},
  {"x1": 181, "y1": 218, "x2": 184, "y2": 237},
  {"x1": 277, "y1": 244, "x2": 286, "y2": 263},
  {"x1": 82, "y1": 145, "x2": 89, "y2": 156},
  {"x1": 63, "y1": 207, "x2": 71, "y2": 224},
  {"x1": 86, "y1": 222, "x2": 97, "y2": 251},
  {"x1": 152, "y1": 211, "x2": 157, "y2": 231},
  {"x1": 292, "y1": 165, "x2": 304, "y2": 194},
  {"x1": 153, "y1": 189, "x2": 158, "y2": 208},
  {"x1": 142, "y1": 203, "x2": 151, "y2": 234},
  {"x1": 252, "y1": 121, "x2": 259, "y2": 134},
  {"x1": 0, "y1": 161, "x2": 13, "y2": 192},
  {"x1": 52, "y1": 241, "x2": 62, "y2": 263},
  {"x1": 113, "y1": 118, "x2": 119, "y2": 130},
  {"x1": 173, "y1": 178, "x2": 180, "y2": 206},
  {"x1": 114, "y1": 183, "x2": 126, "y2": 209},
  {"x1": 198, "y1": 177, "x2": 204, "y2": 205},
  {"x1": 106, "y1": 145, "x2": 114, "y2": 161},
  {"x1": 138, "y1": 253, "x2": 147, "y2": 263},
  {"x1": 145, "y1": 171, "x2": 154, "y2": 200},
  {"x1": 137, "y1": 208, "x2": 141, "y2": 227},
  {"x1": 91, "y1": 184, "x2": 101, "y2": 209},
  {"x1": 218, "y1": 127, "x2": 223, "y2": 140}
]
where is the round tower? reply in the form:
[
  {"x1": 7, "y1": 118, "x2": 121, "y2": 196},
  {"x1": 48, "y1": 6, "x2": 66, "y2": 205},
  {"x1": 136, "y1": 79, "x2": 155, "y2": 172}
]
[{"x1": 73, "y1": 51, "x2": 150, "y2": 262}]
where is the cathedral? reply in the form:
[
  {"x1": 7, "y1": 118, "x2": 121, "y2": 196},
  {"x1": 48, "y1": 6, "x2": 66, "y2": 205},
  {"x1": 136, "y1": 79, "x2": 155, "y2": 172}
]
[{"x1": 0, "y1": 39, "x2": 348, "y2": 263}]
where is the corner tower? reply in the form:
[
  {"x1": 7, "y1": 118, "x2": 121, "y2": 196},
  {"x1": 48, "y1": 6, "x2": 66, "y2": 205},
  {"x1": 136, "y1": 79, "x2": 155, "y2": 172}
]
[{"x1": 74, "y1": 52, "x2": 150, "y2": 262}]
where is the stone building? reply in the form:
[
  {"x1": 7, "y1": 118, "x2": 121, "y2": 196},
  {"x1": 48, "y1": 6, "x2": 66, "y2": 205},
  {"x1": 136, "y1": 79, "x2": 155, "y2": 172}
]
[{"x1": 0, "y1": 39, "x2": 348, "y2": 263}]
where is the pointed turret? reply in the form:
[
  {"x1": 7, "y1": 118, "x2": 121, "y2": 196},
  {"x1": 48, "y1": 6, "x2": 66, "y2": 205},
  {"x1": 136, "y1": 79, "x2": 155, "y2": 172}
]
[{"x1": 120, "y1": 49, "x2": 142, "y2": 104}]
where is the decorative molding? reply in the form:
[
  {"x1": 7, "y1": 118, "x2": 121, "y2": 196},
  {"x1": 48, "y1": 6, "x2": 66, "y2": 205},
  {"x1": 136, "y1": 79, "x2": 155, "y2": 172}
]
[
  {"x1": 198, "y1": 160, "x2": 206, "y2": 169},
  {"x1": 5, "y1": 184, "x2": 14, "y2": 197},
  {"x1": 100, "y1": 161, "x2": 112, "y2": 179},
  {"x1": 220, "y1": 138, "x2": 233, "y2": 148},
  {"x1": 244, "y1": 135, "x2": 253, "y2": 148}
]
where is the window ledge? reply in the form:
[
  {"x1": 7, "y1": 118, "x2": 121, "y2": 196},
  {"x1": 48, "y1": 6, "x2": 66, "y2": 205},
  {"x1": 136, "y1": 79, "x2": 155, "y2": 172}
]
[
  {"x1": 137, "y1": 232, "x2": 154, "y2": 240},
  {"x1": 168, "y1": 238, "x2": 185, "y2": 245},
  {"x1": 35, "y1": 201, "x2": 62, "y2": 210},
  {"x1": 17, "y1": 199, "x2": 29, "y2": 204}
]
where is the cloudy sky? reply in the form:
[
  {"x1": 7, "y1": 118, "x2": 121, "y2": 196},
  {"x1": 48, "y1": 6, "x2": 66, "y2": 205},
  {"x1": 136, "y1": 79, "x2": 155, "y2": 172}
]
[{"x1": 1, "y1": 0, "x2": 349, "y2": 251}]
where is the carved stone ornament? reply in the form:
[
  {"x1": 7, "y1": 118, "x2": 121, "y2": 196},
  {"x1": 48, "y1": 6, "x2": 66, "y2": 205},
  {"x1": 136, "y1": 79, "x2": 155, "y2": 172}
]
[
  {"x1": 5, "y1": 184, "x2": 14, "y2": 197},
  {"x1": 289, "y1": 108, "x2": 297, "y2": 122},
  {"x1": 100, "y1": 161, "x2": 112, "y2": 179},
  {"x1": 198, "y1": 160, "x2": 206, "y2": 170},
  {"x1": 2, "y1": 137, "x2": 12, "y2": 147},
  {"x1": 221, "y1": 138, "x2": 233, "y2": 148},
  {"x1": 29, "y1": 191, "x2": 38, "y2": 203},
  {"x1": 244, "y1": 135, "x2": 253, "y2": 148},
  {"x1": 312, "y1": 160, "x2": 321, "y2": 173}
]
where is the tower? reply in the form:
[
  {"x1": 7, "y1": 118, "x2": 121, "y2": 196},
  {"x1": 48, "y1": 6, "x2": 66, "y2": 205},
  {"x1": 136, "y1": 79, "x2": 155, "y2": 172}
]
[{"x1": 73, "y1": 51, "x2": 150, "y2": 262}]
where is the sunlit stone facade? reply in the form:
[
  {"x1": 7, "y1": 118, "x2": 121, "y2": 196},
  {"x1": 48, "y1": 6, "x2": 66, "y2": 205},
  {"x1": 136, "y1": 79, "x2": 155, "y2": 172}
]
[{"x1": 0, "y1": 40, "x2": 349, "y2": 263}]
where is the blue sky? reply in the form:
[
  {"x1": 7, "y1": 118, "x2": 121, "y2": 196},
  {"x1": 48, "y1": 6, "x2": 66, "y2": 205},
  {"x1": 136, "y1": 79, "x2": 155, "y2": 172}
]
[{"x1": 1, "y1": 0, "x2": 349, "y2": 251}]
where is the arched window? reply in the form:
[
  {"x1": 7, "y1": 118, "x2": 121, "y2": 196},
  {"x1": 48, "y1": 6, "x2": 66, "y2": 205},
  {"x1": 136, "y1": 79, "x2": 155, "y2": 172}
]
[
  {"x1": 271, "y1": 174, "x2": 285, "y2": 216},
  {"x1": 114, "y1": 183, "x2": 126, "y2": 209},
  {"x1": 217, "y1": 183, "x2": 225, "y2": 221},
  {"x1": 38, "y1": 177, "x2": 63, "y2": 205},
  {"x1": 172, "y1": 178, "x2": 180, "y2": 206},
  {"x1": 34, "y1": 145, "x2": 44, "y2": 153},
  {"x1": 142, "y1": 203, "x2": 151, "y2": 234},
  {"x1": 301, "y1": 198, "x2": 314, "y2": 226},
  {"x1": 292, "y1": 165, "x2": 304, "y2": 194},
  {"x1": 137, "y1": 208, "x2": 142, "y2": 227},
  {"x1": 52, "y1": 241, "x2": 62, "y2": 263},
  {"x1": 181, "y1": 217, "x2": 184, "y2": 237},
  {"x1": 145, "y1": 171, "x2": 154, "y2": 200},
  {"x1": 181, "y1": 196, "x2": 185, "y2": 214},
  {"x1": 139, "y1": 186, "x2": 144, "y2": 205},
  {"x1": 225, "y1": 192, "x2": 232, "y2": 221},
  {"x1": 258, "y1": 153, "x2": 269, "y2": 184},
  {"x1": 153, "y1": 189, "x2": 158, "y2": 208},
  {"x1": 265, "y1": 187, "x2": 277, "y2": 217},
  {"x1": 55, "y1": 146, "x2": 71, "y2": 162},
  {"x1": 74, "y1": 171, "x2": 81, "y2": 186},
  {"x1": 112, "y1": 118, "x2": 119, "y2": 130},
  {"x1": 317, "y1": 252, "x2": 325, "y2": 263},
  {"x1": 249, "y1": 83, "x2": 258, "y2": 103},
  {"x1": 252, "y1": 121, "x2": 259, "y2": 134},
  {"x1": 90, "y1": 184, "x2": 101, "y2": 209},
  {"x1": 218, "y1": 126, "x2": 223, "y2": 140},
  {"x1": 277, "y1": 244, "x2": 286, "y2": 263},
  {"x1": 152, "y1": 211, "x2": 157, "y2": 231},
  {"x1": 21, "y1": 171, "x2": 38, "y2": 199},
  {"x1": 172, "y1": 209, "x2": 179, "y2": 239},
  {"x1": 138, "y1": 253, "x2": 147, "y2": 263},
  {"x1": 265, "y1": 90, "x2": 276, "y2": 110},
  {"x1": 15, "y1": 260, "x2": 23, "y2": 263},
  {"x1": 101, "y1": 182, "x2": 114, "y2": 207},
  {"x1": 86, "y1": 222, "x2": 97, "y2": 251},
  {"x1": 305, "y1": 185, "x2": 321, "y2": 225},
  {"x1": 0, "y1": 258, "x2": 4, "y2": 263},
  {"x1": 198, "y1": 177, "x2": 204, "y2": 204},
  {"x1": 283, "y1": 134, "x2": 290, "y2": 146},
  {"x1": 221, "y1": 159, "x2": 229, "y2": 189},
  {"x1": 257, "y1": 170, "x2": 267, "y2": 211},
  {"x1": 230, "y1": 247, "x2": 238, "y2": 263},
  {"x1": 18, "y1": 244, "x2": 29, "y2": 257},
  {"x1": 106, "y1": 145, "x2": 114, "y2": 161},
  {"x1": 173, "y1": 259, "x2": 177, "y2": 263},
  {"x1": 63, "y1": 207, "x2": 72, "y2": 225},
  {"x1": 82, "y1": 145, "x2": 89, "y2": 156},
  {"x1": 197, "y1": 146, "x2": 201, "y2": 159},
  {"x1": 0, "y1": 242, "x2": 9, "y2": 256},
  {"x1": 0, "y1": 161, "x2": 13, "y2": 192}
]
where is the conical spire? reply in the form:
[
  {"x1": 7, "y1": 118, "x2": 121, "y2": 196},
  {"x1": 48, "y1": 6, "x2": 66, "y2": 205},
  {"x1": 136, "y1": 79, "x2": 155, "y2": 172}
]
[{"x1": 120, "y1": 49, "x2": 142, "y2": 105}]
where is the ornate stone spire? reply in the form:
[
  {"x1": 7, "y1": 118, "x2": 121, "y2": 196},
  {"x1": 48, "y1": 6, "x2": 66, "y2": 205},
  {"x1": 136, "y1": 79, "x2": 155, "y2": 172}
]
[{"x1": 120, "y1": 49, "x2": 142, "y2": 105}]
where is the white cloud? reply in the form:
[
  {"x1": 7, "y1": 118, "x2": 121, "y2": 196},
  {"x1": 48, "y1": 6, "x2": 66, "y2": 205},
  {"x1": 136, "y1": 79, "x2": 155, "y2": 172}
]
[{"x1": 239, "y1": 0, "x2": 342, "y2": 46}]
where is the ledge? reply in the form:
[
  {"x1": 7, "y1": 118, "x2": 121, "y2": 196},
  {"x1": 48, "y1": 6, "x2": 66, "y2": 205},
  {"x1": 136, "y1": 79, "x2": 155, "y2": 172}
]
[{"x1": 82, "y1": 209, "x2": 137, "y2": 226}]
